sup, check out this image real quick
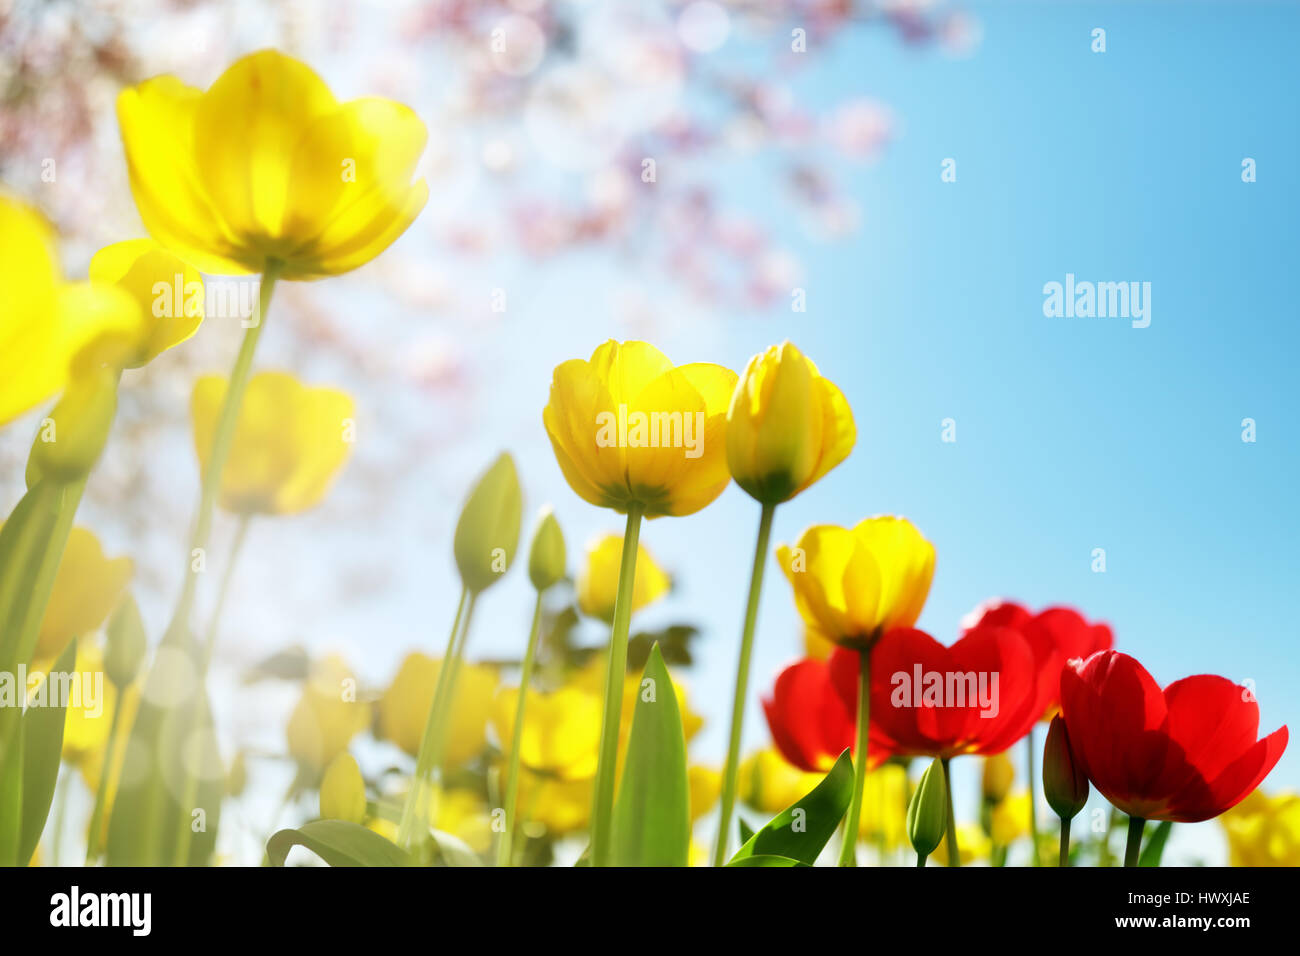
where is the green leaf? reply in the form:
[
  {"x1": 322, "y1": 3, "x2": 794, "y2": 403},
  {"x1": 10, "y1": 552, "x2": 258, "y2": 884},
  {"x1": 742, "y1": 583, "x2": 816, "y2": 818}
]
[
  {"x1": 17, "y1": 640, "x2": 78, "y2": 864},
  {"x1": 725, "y1": 854, "x2": 809, "y2": 867},
  {"x1": 1138, "y1": 820, "x2": 1173, "y2": 867},
  {"x1": 609, "y1": 643, "x2": 690, "y2": 866},
  {"x1": 425, "y1": 828, "x2": 483, "y2": 867},
  {"x1": 266, "y1": 820, "x2": 412, "y2": 867},
  {"x1": 729, "y1": 749, "x2": 854, "y2": 866},
  {"x1": 738, "y1": 817, "x2": 755, "y2": 845}
]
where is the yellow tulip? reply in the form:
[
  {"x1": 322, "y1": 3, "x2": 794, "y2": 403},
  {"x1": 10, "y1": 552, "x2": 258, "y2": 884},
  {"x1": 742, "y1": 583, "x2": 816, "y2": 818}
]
[
  {"x1": 982, "y1": 753, "x2": 1015, "y2": 804},
  {"x1": 0, "y1": 195, "x2": 142, "y2": 427},
  {"x1": 543, "y1": 340, "x2": 738, "y2": 518},
  {"x1": 116, "y1": 50, "x2": 428, "y2": 280},
  {"x1": 777, "y1": 516, "x2": 935, "y2": 649},
  {"x1": 737, "y1": 748, "x2": 825, "y2": 815},
  {"x1": 990, "y1": 791, "x2": 1033, "y2": 846},
  {"x1": 569, "y1": 655, "x2": 704, "y2": 746},
  {"x1": 1221, "y1": 790, "x2": 1300, "y2": 867},
  {"x1": 726, "y1": 342, "x2": 855, "y2": 504},
  {"x1": 576, "y1": 533, "x2": 671, "y2": 623},
  {"x1": 515, "y1": 771, "x2": 593, "y2": 836},
  {"x1": 378, "y1": 652, "x2": 498, "y2": 768},
  {"x1": 434, "y1": 788, "x2": 495, "y2": 854},
  {"x1": 689, "y1": 765, "x2": 721, "y2": 823},
  {"x1": 286, "y1": 655, "x2": 371, "y2": 771},
  {"x1": 26, "y1": 527, "x2": 133, "y2": 662},
  {"x1": 319, "y1": 753, "x2": 367, "y2": 824},
  {"x1": 192, "y1": 370, "x2": 355, "y2": 515},
  {"x1": 88, "y1": 239, "x2": 204, "y2": 368},
  {"x1": 491, "y1": 685, "x2": 601, "y2": 781}
]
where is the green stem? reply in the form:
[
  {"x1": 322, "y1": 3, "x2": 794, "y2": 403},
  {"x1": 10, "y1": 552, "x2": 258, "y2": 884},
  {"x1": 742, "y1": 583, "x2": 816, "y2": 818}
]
[
  {"x1": 497, "y1": 591, "x2": 545, "y2": 867},
  {"x1": 171, "y1": 515, "x2": 252, "y2": 866},
  {"x1": 916, "y1": 851, "x2": 926, "y2": 867},
  {"x1": 942, "y1": 757, "x2": 959, "y2": 866},
  {"x1": 163, "y1": 264, "x2": 278, "y2": 648},
  {"x1": 589, "y1": 503, "x2": 644, "y2": 868},
  {"x1": 1026, "y1": 727, "x2": 1041, "y2": 866},
  {"x1": 426, "y1": 596, "x2": 478, "y2": 780},
  {"x1": 84, "y1": 700, "x2": 125, "y2": 864},
  {"x1": 1059, "y1": 816, "x2": 1070, "y2": 868},
  {"x1": 712, "y1": 501, "x2": 776, "y2": 866},
  {"x1": 396, "y1": 586, "x2": 467, "y2": 849},
  {"x1": 836, "y1": 649, "x2": 871, "y2": 866},
  {"x1": 1124, "y1": 815, "x2": 1145, "y2": 867}
]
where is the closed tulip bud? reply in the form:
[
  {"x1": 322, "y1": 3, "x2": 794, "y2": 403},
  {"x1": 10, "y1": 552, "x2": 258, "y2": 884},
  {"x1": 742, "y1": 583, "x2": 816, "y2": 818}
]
[
  {"x1": 527, "y1": 506, "x2": 566, "y2": 592},
  {"x1": 319, "y1": 752, "x2": 367, "y2": 823},
  {"x1": 454, "y1": 453, "x2": 522, "y2": 594},
  {"x1": 907, "y1": 757, "x2": 948, "y2": 859},
  {"x1": 982, "y1": 752, "x2": 1015, "y2": 804},
  {"x1": 726, "y1": 342, "x2": 856, "y2": 504},
  {"x1": 1042, "y1": 715, "x2": 1089, "y2": 821},
  {"x1": 27, "y1": 370, "x2": 118, "y2": 485},
  {"x1": 103, "y1": 593, "x2": 147, "y2": 688}
]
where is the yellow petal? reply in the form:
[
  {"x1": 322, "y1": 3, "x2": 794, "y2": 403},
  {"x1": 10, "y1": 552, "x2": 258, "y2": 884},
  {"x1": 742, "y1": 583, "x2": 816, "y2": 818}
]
[
  {"x1": 89, "y1": 239, "x2": 204, "y2": 367},
  {"x1": 492, "y1": 686, "x2": 601, "y2": 779},
  {"x1": 852, "y1": 516, "x2": 935, "y2": 630},
  {"x1": 576, "y1": 533, "x2": 671, "y2": 622},
  {"x1": 35, "y1": 528, "x2": 133, "y2": 661}
]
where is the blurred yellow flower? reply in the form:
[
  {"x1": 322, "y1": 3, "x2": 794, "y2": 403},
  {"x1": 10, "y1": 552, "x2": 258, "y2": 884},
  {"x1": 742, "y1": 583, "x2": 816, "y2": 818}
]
[
  {"x1": 286, "y1": 655, "x2": 370, "y2": 771},
  {"x1": 378, "y1": 652, "x2": 497, "y2": 767},
  {"x1": 59, "y1": 641, "x2": 116, "y2": 766},
  {"x1": 0, "y1": 195, "x2": 141, "y2": 427},
  {"x1": 435, "y1": 788, "x2": 494, "y2": 854},
  {"x1": 319, "y1": 752, "x2": 367, "y2": 824},
  {"x1": 991, "y1": 791, "x2": 1033, "y2": 846},
  {"x1": 689, "y1": 765, "x2": 721, "y2": 823},
  {"x1": 576, "y1": 533, "x2": 671, "y2": 623},
  {"x1": 935, "y1": 824, "x2": 991, "y2": 867},
  {"x1": 88, "y1": 239, "x2": 204, "y2": 368},
  {"x1": 737, "y1": 748, "x2": 825, "y2": 815},
  {"x1": 515, "y1": 771, "x2": 593, "y2": 837},
  {"x1": 726, "y1": 342, "x2": 855, "y2": 505},
  {"x1": 491, "y1": 685, "x2": 601, "y2": 780},
  {"x1": 116, "y1": 50, "x2": 428, "y2": 280},
  {"x1": 1221, "y1": 790, "x2": 1300, "y2": 867},
  {"x1": 982, "y1": 753, "x2": 1015, "y2": 804},
  {"x1": 777, "y1": 517, "x2": 935, "y2": 649},
  {"x1": 27, "y1": 527, "x2": 133, "y2": 662},
  {"x1": 860, "y1": 763, "x2": 909, "y2": 848},
  {"x1": 570, "y1": 658, "x2": 705, "y2": 748},
  {"x1": 192, "y1": 370, "x2": 355, "y2": 515},
  {"x1": 543, "y1": 340, "x2": 738, "y2": 518}
]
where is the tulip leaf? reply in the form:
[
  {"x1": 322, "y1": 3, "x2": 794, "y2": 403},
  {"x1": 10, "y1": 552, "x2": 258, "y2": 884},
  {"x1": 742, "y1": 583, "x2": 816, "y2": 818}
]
[
  {"x1": 729, "y1": 749, "x2": 854, "y2": 866},
  {"x1": 726, "y1": 854, "x2": 809, "y2": 867},
  {"x1": 267, "y1": 820, "x2": 412, "y2": 867},
  {"x1": 425, "y1": 828, "x2": 483, "y2": 867},
  {"x1": 609, "y1": 643, "x2": 690, "y2": 866},
  {"x1": 738, "y1": 817, "x2": 755, "y2": 845},
  {"x1": 17, "y1": 640, "x2": 78, "y2": 865},
  {"x1": 1138, "y1": 820, "x2": 1173, "y2": 867}
]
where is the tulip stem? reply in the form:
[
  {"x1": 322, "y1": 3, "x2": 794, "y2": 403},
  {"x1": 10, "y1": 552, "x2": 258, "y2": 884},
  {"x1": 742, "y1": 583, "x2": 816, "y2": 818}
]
[
  {"x1": 916, "y1": 851, "x2": 927, "y2": 867},
  {"x1": 84, "y1": 690, "x2": 126, "y2": 865},
  {"x1": 942, "y1": 757, "x2": 960, "y2": 866},
  {"x1": 165, "y1": 264, "x2": 278, "y2": 648},
  {"x1": 172, "y1": 515, "x2": 252, "y2": 866},
  {"x1": 1059, "y1": 817, "x2": 1070, "y2": 867},
  {"x1": 1124, "y1": 815, "x2": 1145, "y2": 867},
  {"x1": 713, "y1": 501, "x2": 776, "y2": 867},
  {"x1": 1026, "y1": 728, "x2": 1041, "y2": 866},
  {"x1": 589, "y1": 503, "x2": 644, "y2": 868},
  {"x1": 498, "y1": 591, "x2": 545, "y2": 867},
  {"x1": 397, "y1": 586, "x2": 468, "y2": 850},
  {"x1": 837, "y1": 649, "x2": 872, "y2": 866}
]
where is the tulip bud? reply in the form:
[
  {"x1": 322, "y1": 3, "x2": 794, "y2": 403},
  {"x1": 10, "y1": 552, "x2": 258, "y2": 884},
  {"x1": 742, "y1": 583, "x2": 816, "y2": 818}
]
[
  {"x1": 907, "y1": 757, "x2": 948, "y2": 859},
  {"x1": 981, "y1": 752, "x2": 1014, "y2": 804},
  {"x1": 1042, "y1": 715, "x2": 1089, "y2": 820},
  {"x1": 527, "y1": 506, "x2": 566, "y2": 592},
  {"x1": 319, "y1": 752, "x2": 367, "y2": 823},
  {"x1": 453, "y1": 453, "x2": 522, "y2": 594},
  {"x1": 103, "y1": 593, "x2": 147, "y2": 688},
  {"x1": 26, "y1": 370, "x2": 118, "y2": 486}
]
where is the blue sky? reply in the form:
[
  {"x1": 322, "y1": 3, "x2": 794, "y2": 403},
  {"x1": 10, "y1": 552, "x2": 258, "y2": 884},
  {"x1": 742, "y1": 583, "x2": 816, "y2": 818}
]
[{"x1": 57, "y1": 1, "x2": 1292, "y2": 864}]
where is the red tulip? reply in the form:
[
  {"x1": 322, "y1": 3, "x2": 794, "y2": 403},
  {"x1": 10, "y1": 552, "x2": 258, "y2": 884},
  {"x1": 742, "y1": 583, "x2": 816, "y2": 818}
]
[
  {"x1": 761, "y1": 657, "x2": 857, "y2": 772},
  {"x1": 966, "y1": 600, "x2": 1113, "y2": 718},
  {"x1": 829, "y1": 625, "x2": 1041, "y2": 762},
  {"x1": 1060, "y1": 650, "x2": 1288, "y2": 823}
]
